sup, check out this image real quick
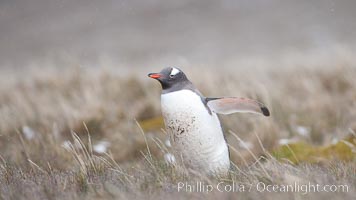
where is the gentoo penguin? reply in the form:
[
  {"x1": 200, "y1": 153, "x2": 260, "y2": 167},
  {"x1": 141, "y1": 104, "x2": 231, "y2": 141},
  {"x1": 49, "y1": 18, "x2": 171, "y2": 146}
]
[{"x1": 148, "y1": 67, "x2": 270, "y2": 176}]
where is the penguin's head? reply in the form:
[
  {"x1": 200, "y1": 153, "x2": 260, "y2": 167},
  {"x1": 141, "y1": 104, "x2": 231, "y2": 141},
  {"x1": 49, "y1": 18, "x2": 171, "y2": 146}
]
[{"x1": 148, "y1": 67, "x2": 190, "y2": 90}]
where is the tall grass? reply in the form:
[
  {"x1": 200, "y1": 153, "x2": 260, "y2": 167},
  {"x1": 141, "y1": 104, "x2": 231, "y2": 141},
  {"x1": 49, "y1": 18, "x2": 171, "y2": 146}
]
[{"x1": 0, "y1": 65, "x2": 355, "y2": 199}]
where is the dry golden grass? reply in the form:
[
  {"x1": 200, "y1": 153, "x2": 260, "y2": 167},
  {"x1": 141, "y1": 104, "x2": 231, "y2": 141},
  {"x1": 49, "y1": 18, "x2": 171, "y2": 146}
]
[{"x1": 0, "y1": 65, "x2": 355, "y2": 199}]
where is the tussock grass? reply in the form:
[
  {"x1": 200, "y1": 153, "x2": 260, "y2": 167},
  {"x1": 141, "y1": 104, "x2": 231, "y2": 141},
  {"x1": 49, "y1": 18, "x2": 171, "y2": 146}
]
[{"x1": 0, "y1": 65, "x2": 355, "y2": 199}]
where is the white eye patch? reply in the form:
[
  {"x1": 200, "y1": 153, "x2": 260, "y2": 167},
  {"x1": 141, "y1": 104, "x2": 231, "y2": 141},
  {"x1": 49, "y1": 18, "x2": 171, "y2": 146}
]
[{"x1": 170, "y1": 67, "x2": 180, "y2": 76}]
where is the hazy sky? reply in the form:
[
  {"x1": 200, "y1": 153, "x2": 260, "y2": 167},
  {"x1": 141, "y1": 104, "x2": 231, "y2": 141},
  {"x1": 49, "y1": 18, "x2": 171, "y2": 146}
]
[{"x1": 1, "y1": 0, "x2": 355, "y2": 69}]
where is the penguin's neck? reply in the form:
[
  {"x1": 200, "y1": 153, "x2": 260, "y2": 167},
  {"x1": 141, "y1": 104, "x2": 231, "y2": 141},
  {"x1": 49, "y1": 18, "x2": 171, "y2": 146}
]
[{"x1": 161, "y1": 80, "x2": 194, "y2": 94}]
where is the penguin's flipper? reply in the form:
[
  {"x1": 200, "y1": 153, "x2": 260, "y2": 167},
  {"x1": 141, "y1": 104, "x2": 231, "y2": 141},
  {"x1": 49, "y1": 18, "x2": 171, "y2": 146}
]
[{"x1": 206, "y1": 97, "x2": 270, "y2": 116}]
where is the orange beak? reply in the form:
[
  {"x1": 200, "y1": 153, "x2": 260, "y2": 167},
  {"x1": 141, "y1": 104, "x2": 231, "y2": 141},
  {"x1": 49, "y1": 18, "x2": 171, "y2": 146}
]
[{"x1": 148, "y1": 73, "x2": 162, "y2": 79}]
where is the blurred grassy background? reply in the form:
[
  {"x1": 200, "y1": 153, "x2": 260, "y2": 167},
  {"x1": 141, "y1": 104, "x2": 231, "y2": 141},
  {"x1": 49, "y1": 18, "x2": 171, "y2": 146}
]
[
  {"x1": 0, "y1": 65, "x2": 355, "y2": 168},
  {"x1": 0, "y1": 65, "x2": 355, "y2": 199}
]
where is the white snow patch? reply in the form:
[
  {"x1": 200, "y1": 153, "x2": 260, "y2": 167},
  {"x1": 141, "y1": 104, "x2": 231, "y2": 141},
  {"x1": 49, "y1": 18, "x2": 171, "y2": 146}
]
[
  {"x1": 164, "y1": 153, "x2": 176, "y2": 165},
  {"x1": 62, "y1": 140, "x2": 72, "y2": 151},
  {"x1": 22, "y1": 126, "x2": 36, "y2": 140},
  {"x1": 238, "y1": 141, "x2": 254, "y2": 149},
  {"x1": 278, "y1": 138, "x2": 298, "y2": 145},
  {"x1": 93, "y1": 141, "x2": 110, "y2": 154},
  {"x1": 295, "y1": 126, "x2": 311, "y2": 136},
  {"x1": 164, "y1": 139, "x2": 172, "y2": 148},
  {"x1": 331, "y1": 137, "x2": 339, "y2": 145}
]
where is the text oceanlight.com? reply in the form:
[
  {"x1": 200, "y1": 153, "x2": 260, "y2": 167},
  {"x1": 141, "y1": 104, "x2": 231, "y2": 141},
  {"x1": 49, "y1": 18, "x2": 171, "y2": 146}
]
[{"x1": 177, "y1": 181, "x2": 349, "y2": 194}]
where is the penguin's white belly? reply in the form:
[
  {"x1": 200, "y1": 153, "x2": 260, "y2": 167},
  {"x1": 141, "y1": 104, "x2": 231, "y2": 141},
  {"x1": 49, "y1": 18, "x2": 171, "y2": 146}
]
[{"x1": 161, "y1": 90, "x2": 230, "y2": 175}]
